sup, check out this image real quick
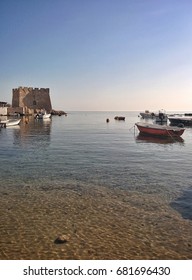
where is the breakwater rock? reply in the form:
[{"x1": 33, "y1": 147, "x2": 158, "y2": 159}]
[{"x1": 51, "y1": 110, "x2": 67, "y2": 116}]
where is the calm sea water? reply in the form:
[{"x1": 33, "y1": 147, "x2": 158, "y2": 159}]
[
  {"x1": 1, "y1": 111, "x2": 192, "y2": 193},
  {"x1": 0, "y1": 111, "x2": 192, "y2": 259}
]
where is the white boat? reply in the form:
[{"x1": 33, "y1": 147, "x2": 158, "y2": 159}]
[
  {"x1": 139, "y1": 110, "x2": 155, "y2": 119},
  {"x1": 42, "y1": 113, "x2": 51, "y2": 119},
  {"x1": 35, "y1": 112, "x2": 51, "y2": 119},
  {"x1": 0, "y1": 119, "x2": 21, "y2": 127},
  {"x1": 140, "y1": 109, "x2": 168, "y2": 123}
]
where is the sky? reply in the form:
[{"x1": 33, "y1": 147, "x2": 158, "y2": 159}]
[{"x1": 0, "y1": 0, "x2": 192, "y2": 111}]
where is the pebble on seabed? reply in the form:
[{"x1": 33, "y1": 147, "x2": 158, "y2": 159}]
[{"x1": 54, "y1": 234, "x2": 70, "y2": 244}]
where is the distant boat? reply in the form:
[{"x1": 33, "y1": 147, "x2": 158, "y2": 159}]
[
  {"x1": 140, "y1": 109, "x2": 168, "y2": 123},
  {"x1": 35, "y1": 112, "x2": 51, "y2": 119},
  {"x1": 114, "y1": 116, "x2": 125, "y2": 121},
  {"x1": 168, "y1": 115, "x2": 192, "y2": 126},
  {"x1": 0, "y1": 119, "x2": 21, "y2": 127},
  {"x1": 135, "y1": 122, "x2": 185, "y2": 137},
  {"x1": 139, "y1": 110, "x2": 155, "y2": 119}
]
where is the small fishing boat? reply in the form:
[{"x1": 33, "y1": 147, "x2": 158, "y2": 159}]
[
  {"x1": 135, "y1": 122, "x2": 185, "y2": 137},
  {"x1": 114, "y1": 116, "x2": 125, "y2": 121},
  {"x1": 140, "y1": 109, "x2": 168, "y2": 123},
  {"x1": 35, "y1": 112, "x2": 51, "y2": 119},
  {"x1": 168, "y1": 115, "x2": 192, "y2": 126},
  {"x1": 139, "y1": 110, "x2": 155, "y2": 119},
  {"x1": 0, "y1": 119, "x2": 21, "y2": 127}
]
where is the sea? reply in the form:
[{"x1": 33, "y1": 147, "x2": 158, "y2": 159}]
[{"x1": 0, "y1": 111, "x2": 192, "y2": 260}]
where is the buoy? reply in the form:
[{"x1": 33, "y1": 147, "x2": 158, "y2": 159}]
[{"x1": 106, "y1": 118, "x2": 109, "y2": 123}]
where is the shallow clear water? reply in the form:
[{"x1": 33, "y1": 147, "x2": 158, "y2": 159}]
[
  {"x1": 1, "y1": 111, "x2": 192, "y2": 193},
  {"x1": 0, "y1": 111, "x2": 192, "y2": 259}
]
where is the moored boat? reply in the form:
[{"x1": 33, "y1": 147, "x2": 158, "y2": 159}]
[
  {"x1": 35, "y1": 112, "x2": 51, "y2": 119},
  {"x1": 135, "y1": 122, "x2": 185, "y2": 137},
  {"x1": 140, "y1": 109, "x2": 168, "y2": 123},
  {"x1": 168, "y1": 116, "x2": 192, "y2": 126},
  {"x1": 0, "y1": 118, "x2": 21, "y2": 127},
  {"x1": 114, "y1": 116, "x2": 125, "y2": 121},
  {"x1": 139, "y1": 110, "x2": 155, "y2": 119}
]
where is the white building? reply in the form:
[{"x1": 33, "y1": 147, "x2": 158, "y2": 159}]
[{"x1": 0, "y1": 102, "x2": 8, "y2": 116}]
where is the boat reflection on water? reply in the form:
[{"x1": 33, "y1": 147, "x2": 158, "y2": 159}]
[
  {"x1": 136, "y1": 133, "x2": 184, "y2": 145},
  {"x1": 12, "y1": 116, "x2": 52, "y2": 148}
]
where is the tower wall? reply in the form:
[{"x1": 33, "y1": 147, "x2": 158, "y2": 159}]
[{"x1": 12, "y1": 87, "x2": 52, "y2": 113}]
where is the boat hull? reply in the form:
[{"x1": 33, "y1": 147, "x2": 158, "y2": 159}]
[
  {"x1": 168, "y1": 117, "x2": 192, "y2": 126},
  {"x1": 114, "y1": 116, "x2": 125, "y2": 121},
  {"x1": 0, "y1": 119, "x2": 21, "y2": 127},
  {"x1": 35, "y1": 113, "x2": 51, "y2": 119},
  {"x1": 140, "y1": 112, "x2": 154, "y2": 119},
  {"x1": 135, "y1": 122, "x2": 185, "y2": 137}
]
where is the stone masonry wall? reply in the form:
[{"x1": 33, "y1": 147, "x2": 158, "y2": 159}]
[{"x1": 12, "y1": 87, "x2": 52, "y2": 113}]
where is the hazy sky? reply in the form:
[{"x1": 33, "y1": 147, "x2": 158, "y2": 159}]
[{"x1": 1, "y1": 0, "x2": 192, "y2": 111}]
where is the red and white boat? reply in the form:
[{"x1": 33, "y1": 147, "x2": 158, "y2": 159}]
[{"x1": 135, "y1": 122, "x2": 185, "y2": 137}]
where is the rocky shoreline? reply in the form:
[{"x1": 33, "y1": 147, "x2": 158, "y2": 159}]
[{"x1": 51, "y1": 109, "x2": 67, "y2": 116}]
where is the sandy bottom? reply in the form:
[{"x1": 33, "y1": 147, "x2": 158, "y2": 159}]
[{"x1": 0, "y1": 182, "x2": 192, "y2": 260}]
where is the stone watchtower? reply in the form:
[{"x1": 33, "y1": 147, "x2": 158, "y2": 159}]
[{"x1": 12, "y1": 87, "x2": 52, "y2": 115}]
